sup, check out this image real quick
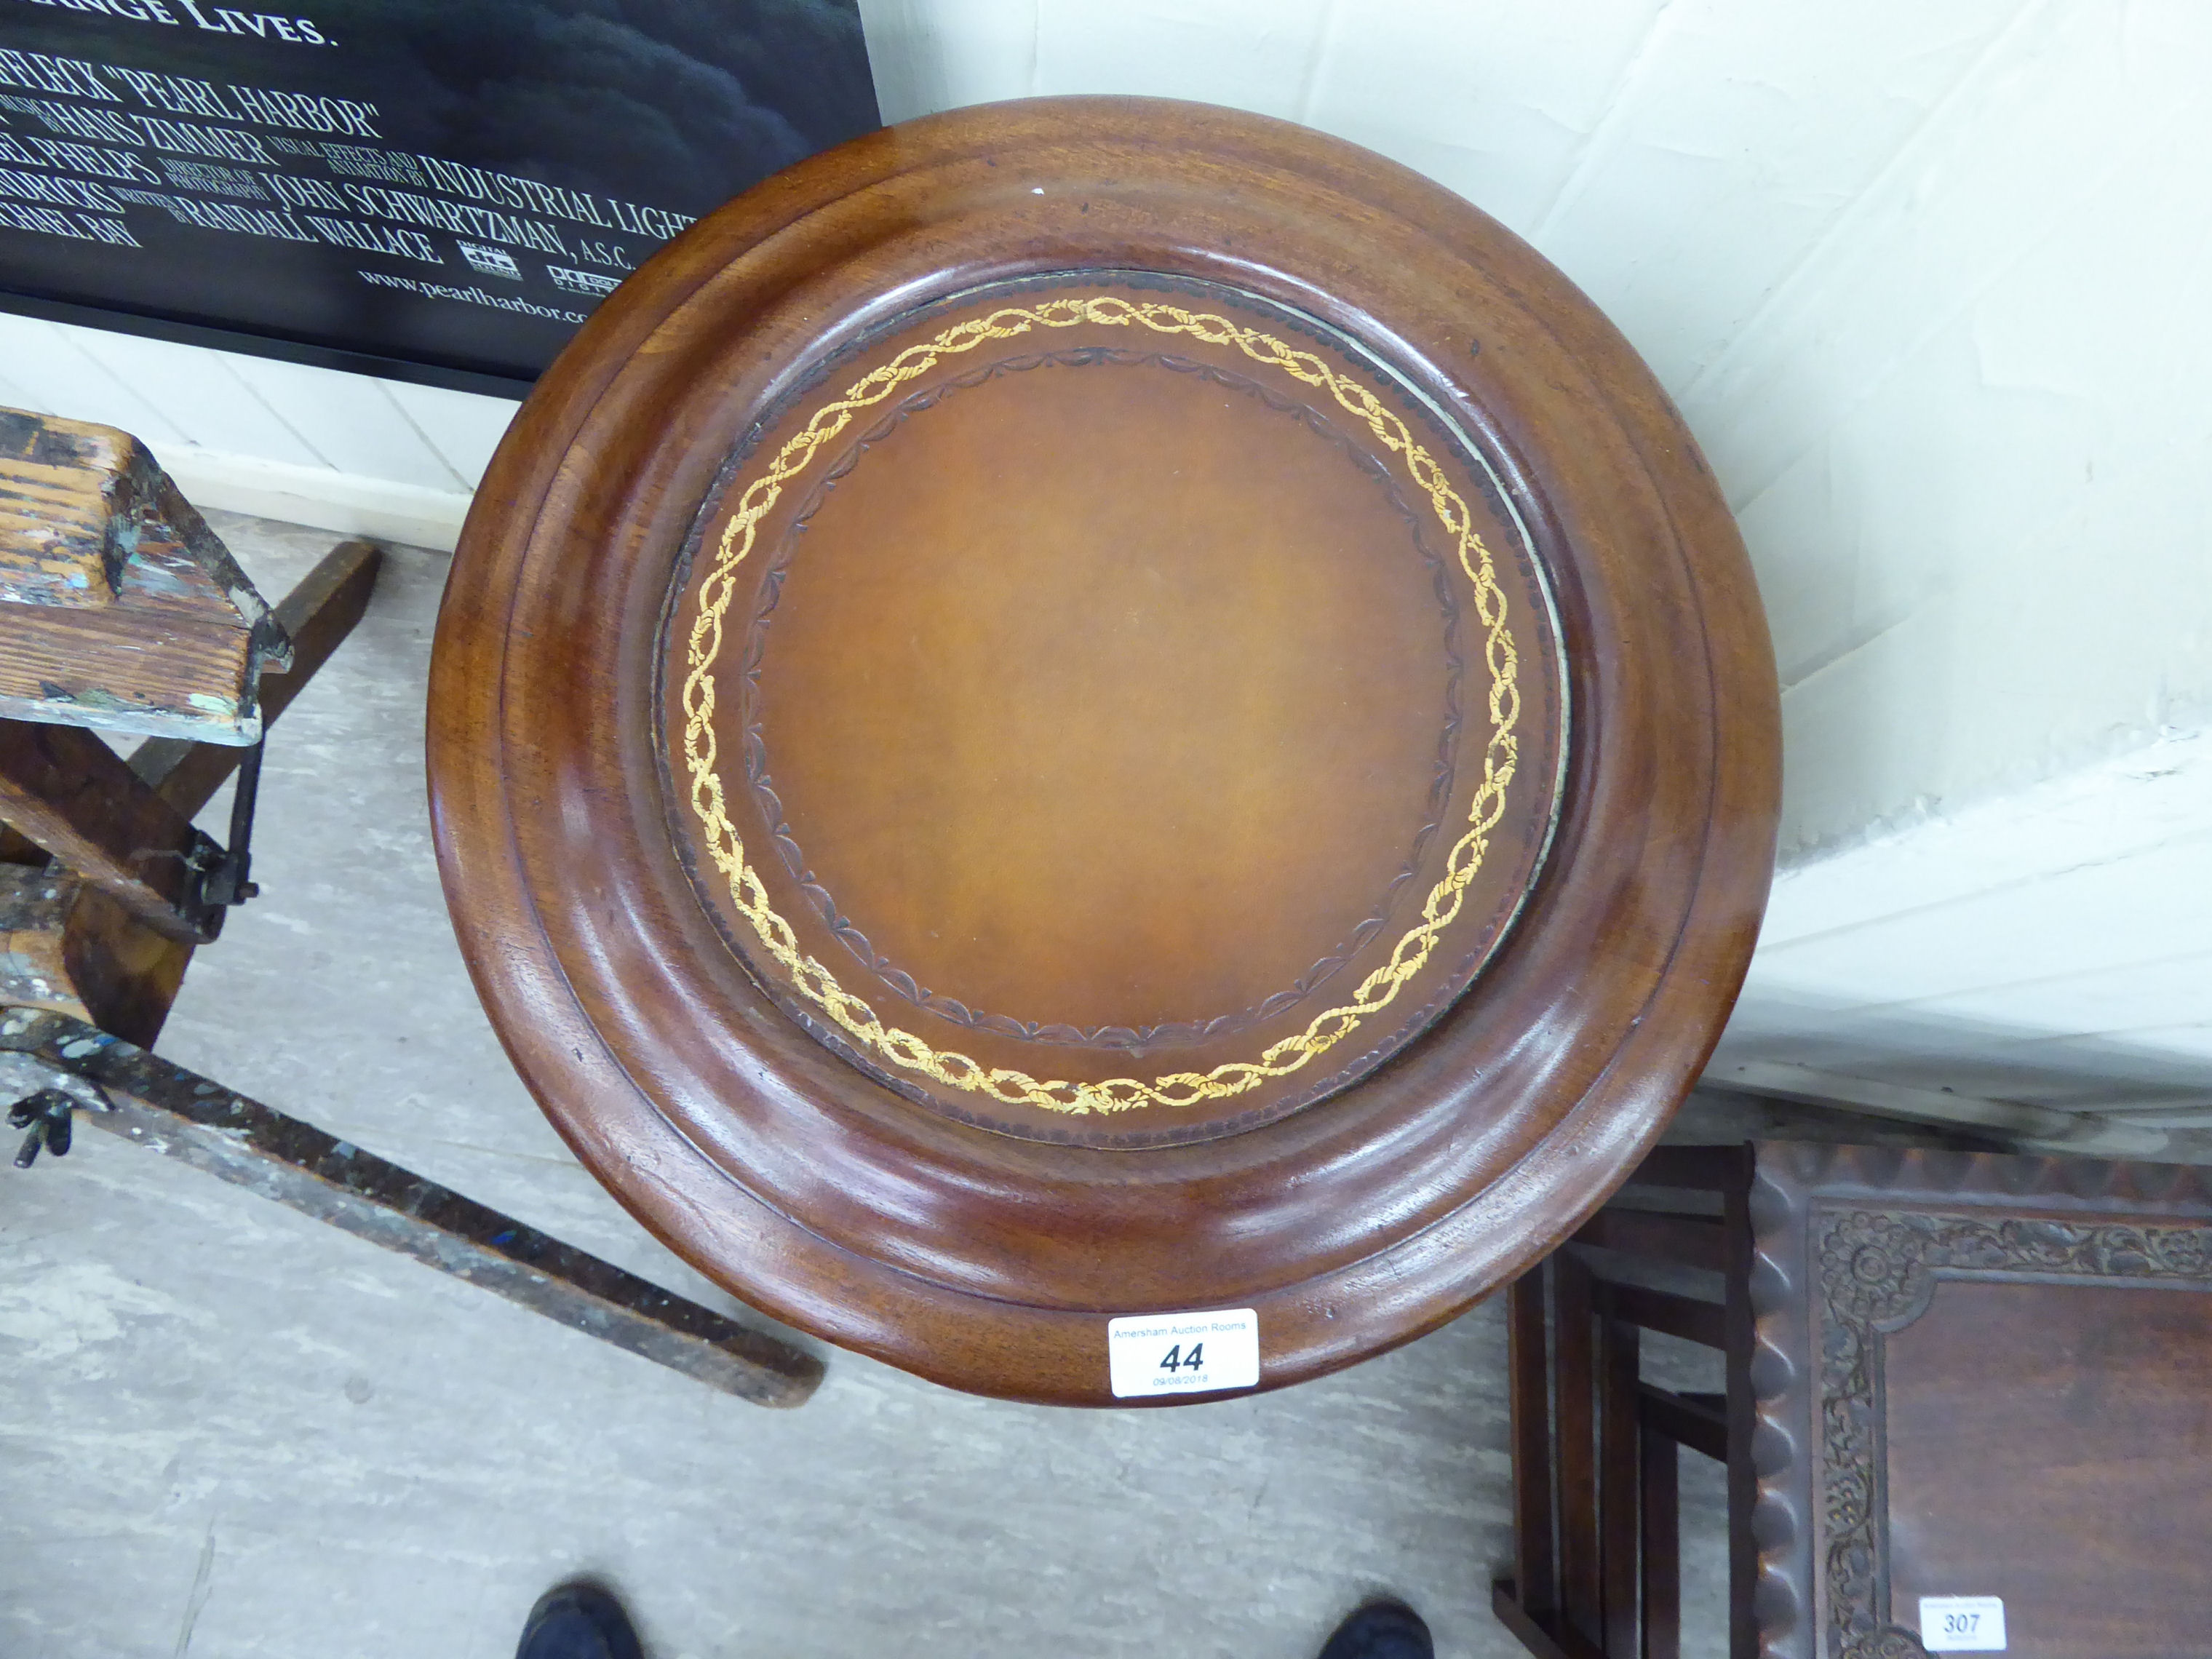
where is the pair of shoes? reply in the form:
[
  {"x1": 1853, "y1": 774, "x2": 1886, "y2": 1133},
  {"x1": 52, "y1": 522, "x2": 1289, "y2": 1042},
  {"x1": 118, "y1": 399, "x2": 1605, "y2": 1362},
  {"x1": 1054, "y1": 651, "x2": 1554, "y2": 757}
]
[
  {"x1": 517, "y1": 1581, "x2": 1428, "y2": 1659},
  {"x1": 1317, "y1": 1599, "x2": 1434, "y2": 1659},
  {"x1": 516, "y1": 1583, "x2": 644, "y2": 1659}
]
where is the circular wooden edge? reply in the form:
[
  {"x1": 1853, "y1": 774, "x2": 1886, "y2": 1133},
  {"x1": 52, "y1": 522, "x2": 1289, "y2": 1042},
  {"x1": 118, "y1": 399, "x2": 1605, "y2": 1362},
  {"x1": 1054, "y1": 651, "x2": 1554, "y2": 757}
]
[{"x1": 427, "y1": 96, "x2": 1779, "y2": 1405}]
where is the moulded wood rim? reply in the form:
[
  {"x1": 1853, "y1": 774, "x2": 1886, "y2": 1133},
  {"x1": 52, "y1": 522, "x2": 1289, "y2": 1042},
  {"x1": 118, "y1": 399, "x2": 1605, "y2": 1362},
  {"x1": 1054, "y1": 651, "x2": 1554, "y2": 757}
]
[{"x1": 428, "y1": 96, "x2": 1780, "y2": 1405}]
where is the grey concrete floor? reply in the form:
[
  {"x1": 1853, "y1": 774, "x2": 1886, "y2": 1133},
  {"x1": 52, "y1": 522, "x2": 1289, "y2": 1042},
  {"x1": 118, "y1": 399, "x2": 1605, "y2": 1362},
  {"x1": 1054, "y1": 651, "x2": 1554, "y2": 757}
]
[{"x1": 0, "y1": 510, "x2": 1726, "y2": 1659}]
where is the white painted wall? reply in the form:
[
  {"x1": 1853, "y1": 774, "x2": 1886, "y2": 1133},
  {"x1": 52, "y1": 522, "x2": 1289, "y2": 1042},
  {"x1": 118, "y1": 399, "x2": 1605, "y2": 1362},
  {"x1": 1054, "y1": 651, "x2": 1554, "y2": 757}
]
[
  {"x1": 856, "y1": 0, "x2": 2212, "y2": 1126},
  {"x1": 1713, "y1": 728, "x2": 2212, "y2": 1118},
  {"x1": 862, "y1": 0, "x2": 2212, "y2": 862},
  {"x1": 0, "y1": 311, "x2": 514, "y2": 550},
  {"x1": 4, "y1": 0, "x2": 2207, "y2": 1120}
]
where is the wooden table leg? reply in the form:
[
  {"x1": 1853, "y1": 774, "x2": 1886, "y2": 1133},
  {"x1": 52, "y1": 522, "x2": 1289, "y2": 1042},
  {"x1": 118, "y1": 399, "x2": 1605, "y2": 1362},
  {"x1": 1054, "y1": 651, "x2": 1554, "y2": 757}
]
[
  {"x1": 1556, "y1": 1249, "x2": 1602, "y2": 1646},
  {"x1": 1600, "y1": 1314, "x2": 1643, "y2": 1656},
  {"x1": 1511, "y1": 1262, "x2": 1560, "y2": 1618},
  {"x1": 1641, "y1": 1423, "x2": 1679, "y2": 1659}
]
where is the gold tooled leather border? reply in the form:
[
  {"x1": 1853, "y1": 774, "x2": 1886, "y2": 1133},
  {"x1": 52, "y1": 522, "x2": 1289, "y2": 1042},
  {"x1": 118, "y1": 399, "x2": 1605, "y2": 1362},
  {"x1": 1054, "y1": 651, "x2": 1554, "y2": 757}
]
[{"x1": 677, "y1": 293, "x2": 1522, "y2": 1117}]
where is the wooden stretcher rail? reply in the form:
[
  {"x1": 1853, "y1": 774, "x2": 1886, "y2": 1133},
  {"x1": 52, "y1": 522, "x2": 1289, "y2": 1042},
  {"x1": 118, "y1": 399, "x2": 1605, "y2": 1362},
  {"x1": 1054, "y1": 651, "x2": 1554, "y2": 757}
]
[
  {"x1": 1571, "y1": 1208, "x2": 1732, "y2": 1273},
  {"x1": 1640, "y1": 1383, "x2": 1729, "y2": 1461},
  {"x1": 1592, "y1": 1278, "x2": 1728, "y2": 1350}
]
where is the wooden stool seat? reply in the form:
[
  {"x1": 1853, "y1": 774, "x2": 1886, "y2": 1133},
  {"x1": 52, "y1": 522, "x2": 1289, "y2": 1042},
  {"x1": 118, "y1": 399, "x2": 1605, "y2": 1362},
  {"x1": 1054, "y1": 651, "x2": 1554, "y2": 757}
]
[
  {"x1": 0, "y1": 412, "x2": 379, "y2": 1043},
  {"x1": 0, "y1": 409, "x2": 289, "y2": 744},
  {"x1": 429, "y1": 98, "x2": 1781, "y2": 1404}
]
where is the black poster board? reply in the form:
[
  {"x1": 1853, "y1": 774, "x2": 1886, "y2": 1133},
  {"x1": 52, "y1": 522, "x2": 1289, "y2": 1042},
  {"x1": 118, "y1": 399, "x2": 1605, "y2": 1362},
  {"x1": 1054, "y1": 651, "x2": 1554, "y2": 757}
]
[{"x1": 0, "y1": 1, "x2": 879, "y2": 394}]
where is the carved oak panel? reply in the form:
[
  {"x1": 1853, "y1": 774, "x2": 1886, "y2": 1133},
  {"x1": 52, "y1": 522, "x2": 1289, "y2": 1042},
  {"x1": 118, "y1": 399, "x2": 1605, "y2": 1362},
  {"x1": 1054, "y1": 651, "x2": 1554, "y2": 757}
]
[{"x1": 1753, "y1": 1145, "x2": 2212, "y2": 1659}]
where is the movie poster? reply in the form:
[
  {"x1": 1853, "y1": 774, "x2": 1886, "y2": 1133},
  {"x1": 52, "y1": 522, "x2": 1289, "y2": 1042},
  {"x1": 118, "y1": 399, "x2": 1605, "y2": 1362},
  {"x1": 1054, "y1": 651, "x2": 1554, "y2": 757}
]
[{"x1": 0, "y1": 0, "x2": 879, "y2": 388}]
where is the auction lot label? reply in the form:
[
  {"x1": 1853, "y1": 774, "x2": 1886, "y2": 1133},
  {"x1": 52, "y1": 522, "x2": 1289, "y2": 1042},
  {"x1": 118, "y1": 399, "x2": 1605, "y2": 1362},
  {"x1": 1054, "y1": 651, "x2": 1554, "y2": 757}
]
[{"x1": 1107, "y1": 1310, "x2": 1261, "y2": 1399}]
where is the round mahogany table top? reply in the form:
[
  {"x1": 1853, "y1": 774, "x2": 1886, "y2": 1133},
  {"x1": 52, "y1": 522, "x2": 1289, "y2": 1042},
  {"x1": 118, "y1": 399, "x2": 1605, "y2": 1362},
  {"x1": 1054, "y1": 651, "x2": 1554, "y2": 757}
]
[{"x1": 429, "y1": 97, "x2": 1779, "y2": 1405}]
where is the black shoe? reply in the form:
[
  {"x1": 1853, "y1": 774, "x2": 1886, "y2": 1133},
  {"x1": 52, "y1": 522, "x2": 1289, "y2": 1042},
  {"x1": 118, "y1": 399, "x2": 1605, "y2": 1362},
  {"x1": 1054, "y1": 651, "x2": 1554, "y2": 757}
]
[
  {"x1": 516, "y1": 1583, "x2": 644, "y2": 1659},
  {"x1": 1317, "y1": 1599, "x2": 1433, "y2": 1659}
]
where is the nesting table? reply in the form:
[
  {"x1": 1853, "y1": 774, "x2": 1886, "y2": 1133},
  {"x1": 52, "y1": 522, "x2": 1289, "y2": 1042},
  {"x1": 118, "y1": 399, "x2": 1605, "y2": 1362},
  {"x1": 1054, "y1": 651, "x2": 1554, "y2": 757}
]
[{"x1": 1495, "y1": 1141, "x2": 2212, "y2": 1658}]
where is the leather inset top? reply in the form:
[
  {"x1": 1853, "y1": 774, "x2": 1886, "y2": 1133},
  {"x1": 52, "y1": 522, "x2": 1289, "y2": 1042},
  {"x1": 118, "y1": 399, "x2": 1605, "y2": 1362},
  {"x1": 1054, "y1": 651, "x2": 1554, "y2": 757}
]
[{"x1": 661, "y1": 273, "x2": 1567, "y2": 1146}]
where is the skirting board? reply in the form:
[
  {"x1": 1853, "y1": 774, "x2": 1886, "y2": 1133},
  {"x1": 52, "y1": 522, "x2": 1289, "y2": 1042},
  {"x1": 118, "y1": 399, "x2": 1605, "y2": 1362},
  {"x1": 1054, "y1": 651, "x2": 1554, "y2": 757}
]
[
  {"x1": 157, "y1": 445, "x2": 475, "y2": 554},
  {"x1": 1698, "y1": 1059, "x2": 2169, "y2": 1156},
  {"x1": 1714, "y1": 726, "x2": 2212, "y2": 1129}
]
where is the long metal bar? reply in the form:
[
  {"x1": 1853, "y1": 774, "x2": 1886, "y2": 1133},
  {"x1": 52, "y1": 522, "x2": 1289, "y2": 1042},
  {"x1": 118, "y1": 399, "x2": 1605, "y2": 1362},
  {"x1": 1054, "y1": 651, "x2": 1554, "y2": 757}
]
[{"x1": 0, "y1": 1008, "x2": 822, "y2": 1408}]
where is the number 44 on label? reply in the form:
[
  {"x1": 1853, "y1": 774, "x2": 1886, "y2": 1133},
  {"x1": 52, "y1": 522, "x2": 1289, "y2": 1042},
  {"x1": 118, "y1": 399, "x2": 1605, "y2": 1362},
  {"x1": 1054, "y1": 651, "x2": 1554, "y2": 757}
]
[{"x1": 1107, "y1": 1309, "x2": 1261, "y2": 1399}]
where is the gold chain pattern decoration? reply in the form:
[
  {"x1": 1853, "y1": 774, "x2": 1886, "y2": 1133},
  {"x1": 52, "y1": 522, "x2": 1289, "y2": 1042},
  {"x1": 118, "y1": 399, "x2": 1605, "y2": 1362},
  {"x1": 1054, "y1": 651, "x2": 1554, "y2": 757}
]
[{"x1": 680, "y1": 294, "x2": 1521, "y2": 1115}]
